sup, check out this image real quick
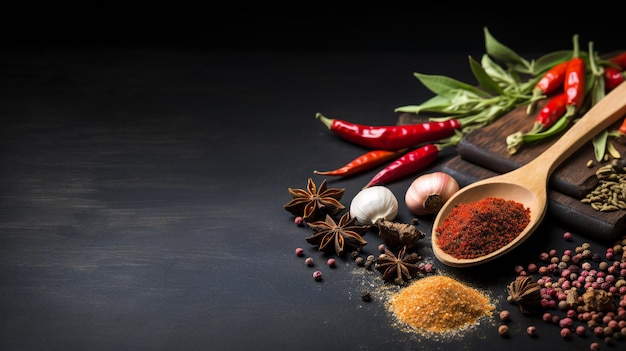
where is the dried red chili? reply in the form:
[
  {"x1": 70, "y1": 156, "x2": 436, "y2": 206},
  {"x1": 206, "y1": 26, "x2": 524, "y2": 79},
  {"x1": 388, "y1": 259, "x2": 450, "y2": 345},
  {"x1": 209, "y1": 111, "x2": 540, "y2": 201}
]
[
  {"x1": 564, "y1": 35, "x2": 585, "y2": 112},
  {"x1": 434, "y1": 197, "x2": 531, "y2": 260},
  {"x1": 316, "y1": 113, "x2": 460, "y2": 151},
  {"x1": 364, "y1": 143, "x2": 440, "y2": 188},
  {"x1": 313, "y1": 149, "x2": 405, "y2": 177},
  {"x1": 527, "y1": 61, "x2": 568, "y2": 114},
  {"x1": 617, "y1": 116, "x2": 626, "y2": 135},
  {"x1": 534, "y1": 61, "x2": 569, "y2": 96},
  {"x1": 604, "y1": 66, "x2": 625, "y2": 92},
  {"x1": 532, "y1": 92, "x2": 568, "y2": 133}
]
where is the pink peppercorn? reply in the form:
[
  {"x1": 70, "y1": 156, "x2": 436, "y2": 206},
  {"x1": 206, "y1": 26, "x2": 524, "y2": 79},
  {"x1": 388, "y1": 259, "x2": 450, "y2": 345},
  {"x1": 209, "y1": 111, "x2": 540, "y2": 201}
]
[
  {"x1": 559, "y1": 317, "x2": 573, "y2": 328},
  {"x1": 590, "y1": 342, "x2": 600, "y2": 351},
  {"x1": 313, "y1": 270, "x2": 322, "y2": 281},
  {"x1": 305, "y1": 257, "x2": 314, "y2": 266},
  {"x1": 563, "y1": 231, "x2": 573, "y2": 241},
  {"x1": 295, "y1": 247, "x2": 304, "y2": 257},
  {"x1": 295, "y1": 216, "x2": 304, "y2": 226},
  {"x1": 526, "y1": 325, "x2": 536, "y2": 336},
  {"x1": 327, "y1": 258, "x2": 336, "y2": 268},
  {"x1": 560, "y1": 327, "x2": 571, "y2": 338},
  {"x1": 424, "y1": 263, "x2": 434, "y2": 273},
  {"x1": 575, "y1": 325, "x2": 586, "y2": 336},
  {"x1": 567, "y1": 309, "x2": 576, "y2": 318},
  {"x1": 594, "y1": 326, "x2": 604, "y2": 336}
]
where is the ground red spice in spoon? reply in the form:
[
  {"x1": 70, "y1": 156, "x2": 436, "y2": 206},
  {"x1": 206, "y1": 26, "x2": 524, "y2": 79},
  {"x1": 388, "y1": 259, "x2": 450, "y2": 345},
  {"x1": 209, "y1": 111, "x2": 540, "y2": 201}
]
[{"x1": 435, "y1": 197, "x2": 530, "y2": 259}]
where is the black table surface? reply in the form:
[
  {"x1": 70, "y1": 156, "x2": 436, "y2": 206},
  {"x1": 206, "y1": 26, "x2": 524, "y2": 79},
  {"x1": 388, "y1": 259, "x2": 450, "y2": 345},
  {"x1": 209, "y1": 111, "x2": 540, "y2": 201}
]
[{"x1": 1, "y1": 20, "x2": 624, "y2": 351}]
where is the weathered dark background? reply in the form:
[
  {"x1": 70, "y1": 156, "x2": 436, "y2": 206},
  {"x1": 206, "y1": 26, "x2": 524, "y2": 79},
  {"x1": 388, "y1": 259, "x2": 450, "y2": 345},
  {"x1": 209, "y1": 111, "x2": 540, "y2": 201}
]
[{"x1": 1, "y1": 7, "x2": 623, "y2": 351}]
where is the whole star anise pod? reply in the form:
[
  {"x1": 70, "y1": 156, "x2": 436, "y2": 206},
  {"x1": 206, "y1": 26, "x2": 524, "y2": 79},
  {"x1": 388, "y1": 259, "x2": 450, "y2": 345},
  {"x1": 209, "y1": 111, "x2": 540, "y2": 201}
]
[
  {"x1": 283, "y1": 178, "x2": 345, "y2": 222},
  {"x1": 506, "y1": 275, "x2": 541, "y2": 314},
  {"x1": 305, "y1": 213, "x2": 369, "y2": 256},
  {"x1": 375, "y1": 246, "x2": 421, "y2": 285}
]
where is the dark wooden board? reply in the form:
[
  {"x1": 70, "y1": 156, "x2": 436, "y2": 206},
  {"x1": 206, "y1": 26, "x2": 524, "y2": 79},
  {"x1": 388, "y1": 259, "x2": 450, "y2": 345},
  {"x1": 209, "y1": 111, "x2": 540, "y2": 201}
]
[{"x1": 399, "y1": 102, "x2": 626, "y2": 243}]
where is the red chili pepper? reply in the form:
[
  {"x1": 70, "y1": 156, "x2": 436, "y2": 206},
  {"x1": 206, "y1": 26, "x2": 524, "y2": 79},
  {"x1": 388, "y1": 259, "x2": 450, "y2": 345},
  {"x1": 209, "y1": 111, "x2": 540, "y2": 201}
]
[
  {"x1": 618, "y1": 117, "x2": 626, "y2": 135},
  {"x1": 564, "y1": 36, "x2": 585, "y2": 111},
  {"x1": 609, "y1": 52, "x2": 626, "y2": 69},
  {"x1": 534, "y1": 93, "x2": 568, "y2": 132},
  {"x1": 534, "y1": 61, "x2": 569, "y2": 95},
  {"x1": 604, "y1": 66, "x2": 625, "y2": 92},
  {"x1": 364, "y1": 144, "x2": 440, "y2": 188},
  {"x1": 316, "y1": 113, "x2": 460, "y2": 151},
  {"x1": 313, "y1": 149, "x2": 405, "y2": 177}
]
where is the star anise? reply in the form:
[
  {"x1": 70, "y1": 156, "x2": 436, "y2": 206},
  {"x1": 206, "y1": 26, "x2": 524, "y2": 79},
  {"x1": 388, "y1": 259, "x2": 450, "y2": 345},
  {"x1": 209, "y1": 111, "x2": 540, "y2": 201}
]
[
  {"x1": 305, "y1": 213, "x2": 369, "y2": 256},
  {"x1": 375, "y1": 246, "x2": 421, "y2": 285},
  {"x1": 283, "y1": 178, "x2": 345, "y2": 222},
  {"x1": 506, "y1": 275, "x2": 541, "y2": 314}
]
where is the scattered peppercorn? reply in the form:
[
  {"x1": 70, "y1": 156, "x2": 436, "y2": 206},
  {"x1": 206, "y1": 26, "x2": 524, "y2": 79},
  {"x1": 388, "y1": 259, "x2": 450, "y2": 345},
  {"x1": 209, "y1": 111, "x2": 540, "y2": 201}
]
[
  {"x1": 364, "y1": 255, "x2": 376, "y2": 270},
  {"x1": 526, "y1": 325, "x2": 536, "y2": 336},
  {"x1": 507, "y1": 234, "x2": 626, "y2": 350},
  {"x1": 498, "y1": 324, "x2": 509, "y2": 336},
  {"x1": 327, "y1": 258, "x2": 336, "y2": 268},
  {"x1": 564, "y1": 231, "x2": 573, "y2": 241},
  {"x1": 560, "y1": 327, "x2": 571, "y2": 338},
  {"x1": 313, "y1": 270, "x2": 322, "y2": 281},
  {"x1": 295, "y1": 247, "x2": 304, "y2": 257},
  {"x1": 295, "y1": 216, "x2": 304, "y2": 226},
  {"x1": 500, "y1": 310, "x2": 511, "y2": 322},
  {"x1": 361, "y1": 291, "x2": 372, "y2": 302},
  {"x1": 305, "y1": 257, "x2": 314, "y2": 266}
]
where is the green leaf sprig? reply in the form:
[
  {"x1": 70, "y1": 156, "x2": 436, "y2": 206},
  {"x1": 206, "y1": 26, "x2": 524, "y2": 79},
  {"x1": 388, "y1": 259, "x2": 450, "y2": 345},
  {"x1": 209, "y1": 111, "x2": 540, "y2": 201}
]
[{"x1": 396, "y1": 27, "x2": 542, "y2": 134}]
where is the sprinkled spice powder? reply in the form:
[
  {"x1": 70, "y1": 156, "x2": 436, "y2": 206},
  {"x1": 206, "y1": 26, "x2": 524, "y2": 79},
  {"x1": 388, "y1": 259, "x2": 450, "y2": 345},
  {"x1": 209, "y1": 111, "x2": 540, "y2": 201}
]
[
  {"x1": 435, "y1": 197, "x2": 530, "y2": 259},
  {"x1": 388, "y1": 275, "x2": 494, "y2": 334}
]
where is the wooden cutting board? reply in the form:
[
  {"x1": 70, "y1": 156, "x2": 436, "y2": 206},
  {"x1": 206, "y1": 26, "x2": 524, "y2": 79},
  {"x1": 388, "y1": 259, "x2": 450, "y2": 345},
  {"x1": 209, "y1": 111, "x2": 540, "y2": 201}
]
[{"x1": 399, "y1": 101, "x2": 626, "y2": 243}]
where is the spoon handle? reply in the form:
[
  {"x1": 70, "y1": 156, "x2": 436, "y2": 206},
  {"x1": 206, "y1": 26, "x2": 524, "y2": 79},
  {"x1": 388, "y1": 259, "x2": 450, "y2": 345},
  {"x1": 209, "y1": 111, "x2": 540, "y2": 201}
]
[{"x1": 528, "y1": 82, "x2": 626, "y2": 178}]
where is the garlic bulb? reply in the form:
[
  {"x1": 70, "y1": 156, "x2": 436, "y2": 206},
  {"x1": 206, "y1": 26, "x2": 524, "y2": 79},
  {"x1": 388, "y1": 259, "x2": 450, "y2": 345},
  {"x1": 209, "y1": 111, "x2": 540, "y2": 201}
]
[
  {"x1": 405, "y1": 172, "x2": 459, "y2": 215},
  {"x1": 350, "y1": 186, "x2": 398, "y2": 225}
]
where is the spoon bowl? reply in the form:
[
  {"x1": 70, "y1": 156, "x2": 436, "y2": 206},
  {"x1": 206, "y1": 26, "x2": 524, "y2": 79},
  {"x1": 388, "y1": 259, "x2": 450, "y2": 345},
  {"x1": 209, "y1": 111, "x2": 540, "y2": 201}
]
[{"x1": 432, "y1": 82, "x2": 626, "y2": 267}]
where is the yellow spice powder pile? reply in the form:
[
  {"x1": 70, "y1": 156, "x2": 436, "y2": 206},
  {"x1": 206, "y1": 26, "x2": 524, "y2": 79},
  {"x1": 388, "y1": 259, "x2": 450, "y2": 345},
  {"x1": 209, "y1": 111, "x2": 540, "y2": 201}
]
[{"x1": 388, "y1": 275, "x2": 494, "y2": 334}]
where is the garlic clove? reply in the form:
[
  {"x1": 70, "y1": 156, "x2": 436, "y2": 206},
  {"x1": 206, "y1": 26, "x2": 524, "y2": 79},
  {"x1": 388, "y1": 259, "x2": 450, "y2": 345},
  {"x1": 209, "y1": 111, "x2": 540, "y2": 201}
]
[
  {"x1": 350, "y1": 186, "x2": 398, "y2": 225},
  {"x1": 405, "y1": 172, "x2": 459, "y2": 215}
]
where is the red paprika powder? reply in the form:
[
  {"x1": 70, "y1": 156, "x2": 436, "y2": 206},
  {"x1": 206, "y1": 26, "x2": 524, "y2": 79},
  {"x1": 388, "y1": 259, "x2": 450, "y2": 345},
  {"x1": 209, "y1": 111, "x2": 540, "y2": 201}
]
[{"x1": 435, "y1": 197, "x2": 531, "y2": 260}]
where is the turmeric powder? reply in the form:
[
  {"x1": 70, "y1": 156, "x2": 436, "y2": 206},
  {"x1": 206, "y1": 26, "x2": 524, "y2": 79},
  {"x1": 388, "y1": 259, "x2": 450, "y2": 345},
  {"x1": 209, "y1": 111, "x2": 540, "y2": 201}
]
[{"x1": 388, "y1": 275, "x2": 494, "y2": 334}]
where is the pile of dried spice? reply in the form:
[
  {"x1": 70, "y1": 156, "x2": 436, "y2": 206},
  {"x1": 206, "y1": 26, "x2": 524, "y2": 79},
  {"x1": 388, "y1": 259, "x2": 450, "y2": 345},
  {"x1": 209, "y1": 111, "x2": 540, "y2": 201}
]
[
  {"x1": 387, "y1": 275, "x2": 494, "y2": 335},
  {"x1": 435, "y1": 197, "x2": 531, "y2": 259}
]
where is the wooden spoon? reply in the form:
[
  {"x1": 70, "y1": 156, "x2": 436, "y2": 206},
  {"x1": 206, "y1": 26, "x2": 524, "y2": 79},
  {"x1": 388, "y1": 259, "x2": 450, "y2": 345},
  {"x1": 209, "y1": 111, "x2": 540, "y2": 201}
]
[{"x1": 432, "y1": 82, "x2": 626, "y2": 267}]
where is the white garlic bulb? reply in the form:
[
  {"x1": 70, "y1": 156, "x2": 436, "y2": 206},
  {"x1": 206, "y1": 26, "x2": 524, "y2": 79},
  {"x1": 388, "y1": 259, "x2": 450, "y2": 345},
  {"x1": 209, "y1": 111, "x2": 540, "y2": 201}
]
[
  {"x1": 405, "y1": 171, "x2": 459, "y2": 215},
  {"x1": 350, "y1": 186, "x2": 398, "y2": 225}
]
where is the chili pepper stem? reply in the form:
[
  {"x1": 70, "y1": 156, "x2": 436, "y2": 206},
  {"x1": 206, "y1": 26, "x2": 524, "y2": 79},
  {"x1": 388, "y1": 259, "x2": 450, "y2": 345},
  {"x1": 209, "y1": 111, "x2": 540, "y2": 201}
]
[
  {"x1": 526, "y1": 89, "x2": 545, "y2": 115},
  {"x1": 316, "y1": 113, "x2": 333, "y2": 129}
]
